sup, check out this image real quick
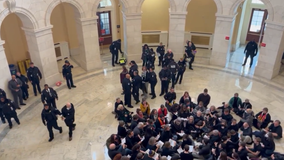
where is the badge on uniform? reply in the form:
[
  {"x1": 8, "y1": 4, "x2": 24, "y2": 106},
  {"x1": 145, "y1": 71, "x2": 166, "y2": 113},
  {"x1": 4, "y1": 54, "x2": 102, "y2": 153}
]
[{"x1": 8, "y1": 103, "x2": 10, "y2": 106}]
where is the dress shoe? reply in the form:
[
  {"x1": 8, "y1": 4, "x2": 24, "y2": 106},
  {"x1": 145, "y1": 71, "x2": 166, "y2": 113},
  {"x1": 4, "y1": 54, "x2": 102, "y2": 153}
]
[
  {"x1": 34, "y1": 94, "x2": 37, "y2": 96},
  {"x1": 242, "y1": 64, "x2": 245, "y2": 66},
  {"x1": 17, "y1": 107, "x2": 21, "y2": 110},
  {"x1": 135, "y1": 101, "x2": 140, "y2": 104},
  {"x1": 149, "y1": 93, "x2": 152, "y2": 95},
  {"x1": 115, "y1": 62, "x2": 119, "y2": 64},
  {"x1": 151, "y1": 96, "x2": 156, "y2": 99},
  {"x1": 69, "y1": 137, "x2": 72, "y2": 141},
  {"x1": 189, "y1": 68, "x2": 193, "y2": 70},
  {"x1": 68, "y1": 87, "x2": 71, "y2": 89},
  {"x1": 59, "y1": 127, "x2": 63, "y2": 133},
  {"x1": 128, "y1": 106, "x2": 134, "y2": 108},
  {"x1": 71, "y1": 86, "x2": 76, "y2": 88},
  {"x1": 17, "y1": 122, "x2": 20, "y2": 125},
  {"x1": 48, "y1": 138, "x2": 54, "y2": 142},
  {"x1": 141, "y1": 94, "x2": 144, "y2": 96},
  {"x1": 9, "y1": 126, "x2": 12, "y2": 129},
  {"x1": 1, "y1": 120, "x2": 6, "y2": 124},
  {"x1": 112, "y1": 65, "x2": 115, "y2": 67},
  {"x1": 159, "y1": 93, "x2": 163, "y2": 96},
  {"x1": 20, "y1": 103, "x2": 26, "y2": 105},
  {"x1": 39, "y1": 91, "x2": 41, "y2": 94}
]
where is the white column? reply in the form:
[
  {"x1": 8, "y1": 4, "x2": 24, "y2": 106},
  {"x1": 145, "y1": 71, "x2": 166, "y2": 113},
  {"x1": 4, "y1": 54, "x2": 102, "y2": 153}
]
[
  {"x1": 0, "y1": 40, "x2": 13, "y2": 98},
  {"x1": 210, "y1": 14, "x2": 236, "y2": 67},
  {"x1": 75, "y1": 17, "x2": 102, "y2": 71},
  {"x1": 254, "y1": 21, "x2": 284, "y2": 79},
  {"x1": 168, "y1": 11, "x2": 187, "y2": 61},
  {"x1": 122, "y1": 12, "x2": 142, "y2": 63},
  {"x1": 22, "y1": 26, "x2": 61, "y2": 86}
]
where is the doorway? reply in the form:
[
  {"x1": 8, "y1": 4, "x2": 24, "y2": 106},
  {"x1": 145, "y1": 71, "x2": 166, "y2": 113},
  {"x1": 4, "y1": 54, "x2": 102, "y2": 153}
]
[{"x1": 97, "y1": 11, "x2": 113, "y2": 46}]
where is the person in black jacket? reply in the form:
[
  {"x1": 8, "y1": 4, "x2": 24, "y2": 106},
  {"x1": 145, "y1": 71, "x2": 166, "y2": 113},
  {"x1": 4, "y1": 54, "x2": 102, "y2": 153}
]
[
  {"x1": 16, "y1": 72, "x2": 29, "y2": 100},
  {"x1": 148, "y1": 68, "x2": 157, "y2": 99},
  {"x1": 27, "y1": 62, "x2": 42, "y2": 96},
  {"x1": 0, "y1": 96, "x2": 20, "y2": 128},
  {"x1": 110, "y1": 39, "x2": 123, "y2": 67},
  {"x1": 129, "y1": 61, "x2": 138, "y2": 79},
  {"x1": 163, "y1": 49, "x2": 174, "y2": 67},
  {"x1": 62, "y1": 60, "x2": 76, "y2": 89},
  {"x1": 0, "y1": 89, "x2": 6, "y2": 123},
  {"x1": 175, "y1": 58, "x2": 186, "y2": 85},
  {"x1": 164, "y1": 87, "x2": 176, "y2": 104},
  {"x1": 113, "y1": 97, "x2": 123, "y2": 115},
  {"x1": 41, "y1": 84, "x2": 58, "y2": 108},
  {"x1": 61, "y1": 103, "x2": 76, "y2": 141},
  {"x1": 159, "y1": 66, "x2": 170, "y2": 96},
  {"x1": 156, "y1": 42, "x2": 165, "y2": 66},
  {"x1": 185, "y1": 41, "x2": 196, "y2": 70},
  {"x1": 122, "y1": 74, "x2": 133, "y2": 108},
  {"x1": 0, "y1": 88, "x2": 6, "y2": 98},
  {"x1": 117, "y1": 121, "x2": 127, "y2": 138},
  {"x1": 132, "y1": 71, "x2": 142, "y2": 104},
  {"x1": 41, "y1": 104, "x2": 62, "y2": 142},
  {"x1": 197, "y1": 88, "x2": 211, "y2": 108},
  {"x1": 168, "y1": 59, "x2": 178, "y2": 88},
  {"x1": 243, "y1": 40, "x2": 258, "y2": 68}
]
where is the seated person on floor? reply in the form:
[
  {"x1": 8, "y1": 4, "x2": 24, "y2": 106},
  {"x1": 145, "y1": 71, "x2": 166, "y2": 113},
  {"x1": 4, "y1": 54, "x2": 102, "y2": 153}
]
[
  {"x1": 140, "y1": 98, "x2": 151, "y2": 118},
  {"x1": 240, "y1": 122, "x2": 253, "y2": 144},
  {"x1": 117, "y1": 104, "x2": 132, "y2": 124},
  {"x1": 229, "y1": 93, "x2": 242, "y2": 114},
  {"x1": 237, "y1": 98, "x2": 252, "y2": 117},
  {"x1": 158, "y1": 104, "x2": 168, "y2": 117},
  {"x1": 112, "y1": 97, "x2": 123, "y2": 116},
  {"x1": 253, "y1": 107, "x2": 271, "y2": 130}
]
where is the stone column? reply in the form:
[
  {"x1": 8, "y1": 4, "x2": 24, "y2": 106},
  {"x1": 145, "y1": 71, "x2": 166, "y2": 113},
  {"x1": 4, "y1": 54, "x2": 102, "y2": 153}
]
[
  {"x1": 210, "y1": 14, "x2": 236, "y2": 67},
  {"x1": 168, "y1": 11, "x2": 187, "y2": 60},
  {"x1": 122, "y1": 12, "x2": 142, "y2": 63},
  {"x1": 75, "y1": 17, "x2": 102, "y2": 71},
  {"x1": 254, "y1": 21, "x2": 284, "y2": 79},
  {"x1": 22, "y1": 26, "x2": 60, "y2": 86},
  {"x1": 0, "y1": 40, "x2": 13, "y2": 98}
]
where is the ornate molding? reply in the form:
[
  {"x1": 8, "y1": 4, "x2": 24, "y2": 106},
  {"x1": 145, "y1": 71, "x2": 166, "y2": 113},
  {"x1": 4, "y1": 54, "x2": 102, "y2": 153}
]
[
  {"x1": 22, "y1": 26, "x2": 53, "y2": 38},
  {"x1": 265, "y1": 20, "x2": 284, "y2": 31},
  {"x1": 215, "y1": 14, "x2": 237, "y2": 22},
  {"x1": 5, "y1": 0, "x2": 16, "y2": 13},
  {"x1": 169, "y1": 11, "x2": 187, "y2": 19},
  {"x1": 80, "y1": 17, "x2": 98, "y2": 26}
]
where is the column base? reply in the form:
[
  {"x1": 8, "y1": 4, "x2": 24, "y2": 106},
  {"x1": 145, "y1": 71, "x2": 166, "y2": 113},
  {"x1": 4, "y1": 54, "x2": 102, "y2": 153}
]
[
  {"x1": 43, "y1": 72, "x2": 61, "y2": 87},
  {"x1": 210, "y1": 54, "x2": 227, "y2": 67},
  {"x1": 254, "y1": 63, "x2": 280, "y2": 80}
]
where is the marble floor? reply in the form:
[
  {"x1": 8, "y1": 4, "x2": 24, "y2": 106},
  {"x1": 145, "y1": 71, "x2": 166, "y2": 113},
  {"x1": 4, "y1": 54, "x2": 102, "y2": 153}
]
[{"x1": 1, "y1": 50, "x2": 284, "y2": 160}]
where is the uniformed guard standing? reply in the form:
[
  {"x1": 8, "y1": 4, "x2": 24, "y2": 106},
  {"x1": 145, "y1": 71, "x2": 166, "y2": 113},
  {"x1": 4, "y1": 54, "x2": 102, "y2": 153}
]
[
  {"x1": 61, "y1": 103, "x2": 76, "y2": 141},
  {"x1": 156, "y1": 42, "x2": 165, "y2": 66},
  {"x1": 41, "y1": 104, "x2": 63, "y2": 142},
  {"x1": 159, "y1": 66, "x2": 170, "y2": 96},
  {"x1": 132, "y1": 71, "x2": 142, "y2": 104},
  {"x1": 27, "y1": 62, "x2": 42, "y2": 96},
  {"x1": 185, "y1": 41, "x2": 196, "y2": 70},
  {"x1": 122, "y1": 74, "x2": 133, "y2": 108},
  {"x1": 0, "y1": 96, "x2": 20, "y2": 129},
  {"x1": 110, "y1": 39, "x2": 123, "y2": 67},
  {"x1": 168, "y1": 59, "x2": 178, "y2": 88},
  {"x1": 0, "y1": 88, "x2": 6, "y2": 98},
  {"x1": 242, "y1": 40, "x2": 258, "y2": 68},
  {"x1": 148, "y1": 68, "x2": 157, "y2": 99},
  {"x1": 129, "y1": 61, "x2": 138, "y2": 79},
  {"x1": 175, "y1": 58, "x2": 186, "y2": 84},
  {"x1": 163, "y1": 49, "x2": 174, "y2": 67},
  {"x1": 62, "y1": 60, "x2": 76, "y2": 89},
  {"x1": 0, "y1": 89, "x2": 6, "y2": 123},
  {"x1": 41, "y1": 84, "x2": 58, "y2": 108}
]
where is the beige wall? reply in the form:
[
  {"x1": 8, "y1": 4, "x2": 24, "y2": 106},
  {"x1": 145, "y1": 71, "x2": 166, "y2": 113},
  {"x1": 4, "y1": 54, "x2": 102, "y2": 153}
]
[
  {"x1": 185, "y1": 0, "x2": 217, "y2": 33},
  {"x1": 231, "y1": 4, "x2": 243, "y2": 45},
  {"x1": 1, "y1": 13, "x2": 29, "y2": 65},
  {"x1": 141, "y1": 0, "x2": 170, "y2": 31},
  {"x1": 50, "y1": 3, "x2": 79, "y2": 49}
]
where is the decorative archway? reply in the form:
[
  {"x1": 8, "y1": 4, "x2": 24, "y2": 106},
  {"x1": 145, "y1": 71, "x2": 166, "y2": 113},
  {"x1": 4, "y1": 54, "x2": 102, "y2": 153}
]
[
  {"x1": 184, "y1": 0, "x2": 223, "y2": 14},
  {"x1": 45, "y1": 0, "x2": 86, "y2": 26},
  {"x1": 92, "y1": 0, "x2": 128, "y2": 16},
  {"x1": 137, "y1": 0, "x2": 176, "y2": 13}
]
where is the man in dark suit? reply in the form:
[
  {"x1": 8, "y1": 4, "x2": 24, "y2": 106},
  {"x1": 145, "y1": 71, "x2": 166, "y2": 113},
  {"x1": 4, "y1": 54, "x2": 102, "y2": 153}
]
[
  {"x1": 62, "y1": 60, "x2": 76, "y2": 89},
  {"x1": 61, "y1": 103, "x2": 76, "y2": 141},
  {"x1": 243, "y1": 40, "x2": 258, "y2": 68},
  {"x1": 27, "y1": 62, "x2": 42, "y2": 96},
  {"x1": 16, "y1": 72, "x2": 29, "y2": 100},
  {"x1": 41, "y1": 84, "x2": 58, "y2": 108}
]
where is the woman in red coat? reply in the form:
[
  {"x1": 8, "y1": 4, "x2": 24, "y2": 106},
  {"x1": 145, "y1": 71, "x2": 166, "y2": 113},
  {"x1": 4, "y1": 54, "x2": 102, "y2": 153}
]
[{"x1": 120, "y1": 66, "x2": 128, "y2": 94}]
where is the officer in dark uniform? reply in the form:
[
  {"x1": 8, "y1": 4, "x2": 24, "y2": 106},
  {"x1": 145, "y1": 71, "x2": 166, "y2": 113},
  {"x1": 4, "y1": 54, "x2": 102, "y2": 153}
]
[
  {"x1": 27, "y1": 62, "x2": 42, "y2": 96},
  {"x1": 62, "y1": 60, "x2": 76, "y2": 89},
  {"x1": 243, "y1": 40, "x2": 258, "y2": 68},
  {"x1": 110, "y1": 39, "x2": 123, "y2": 67},
  {"x1": 0, "y1": 88, "x2": 6, "y2": 98},
  {"x1": 175, "y1": 58, "x2": 186, "y2": 84},
  {"x1": 156, "y1": 42, "x2": 165, "y2": 66},
  {"x1": 0, "y1": 89, "x2": 6, "y2": 123},
  {"x1": 142, "y1": 44, "x2": 150, "y2": 66},
  {"x1": 163, "y1": 49, "x2": 174, "y2": 67},
  {"x1": 61, "y1": 103, "x2": 76, "y2": 141},
  {"x1": 132, "y1": 71, "x2": 142, "y2": 104},
  {"x1": 168, "y1": 59, "x2": 178, "y2": 88},
  {"x1": 0, "y1": 96, "x2": 20, "y2": 128},
  {"x1": 148, "y1": 68, "x2": 157, "y2": 99},
  {"x1": 146, "y1": 48, "x2": 156, "y2": 69},
  {"x1": 129, "y1": 61, "x2": 138, "y2": 79},
  {"x1": 122, "y1": 74, "x2": 133, "y2": 108},
  {"x1": 159, "y1": 66, "x2": 170, "y2": 96},
  {"x1": 16, "y1": 72, "x2": 29, "y2": 100},
  {"x1": 41, "y1": 104, "x2": 63, "y2": 142},
  {"x1": 164, "y1": 87, "x2": 177, "y2": 104},
  {"x1": 185, "y1": 41, "x2": 196, "y2": 70},
  {"x1": 41, "y1": 84, "x2": 58, "y2": 108}
]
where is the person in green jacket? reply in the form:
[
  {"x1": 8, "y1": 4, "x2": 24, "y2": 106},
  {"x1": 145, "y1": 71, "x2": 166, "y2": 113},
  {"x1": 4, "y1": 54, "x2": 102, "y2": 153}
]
[{"x1": 229, "y1": 93, "x2": 242, "y2": 114}]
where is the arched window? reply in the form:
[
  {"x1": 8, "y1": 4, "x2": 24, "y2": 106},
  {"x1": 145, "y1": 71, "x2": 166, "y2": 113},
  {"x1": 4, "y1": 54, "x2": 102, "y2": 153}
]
[
  {"x1": 99, "y1": 0, "x2": 112, "y2": 8},
  {"x1": 251, "y1": 0, "x2": 264, "y2": 4}
]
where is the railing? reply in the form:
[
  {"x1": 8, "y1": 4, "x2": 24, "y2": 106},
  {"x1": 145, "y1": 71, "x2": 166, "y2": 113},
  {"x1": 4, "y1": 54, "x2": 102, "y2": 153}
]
[
  {"x1": 184, "y1": 32, "x2": 214, "y2": 50},
  {"x1": 141, "y1": 31, "x2": 168, "y2": 47}
]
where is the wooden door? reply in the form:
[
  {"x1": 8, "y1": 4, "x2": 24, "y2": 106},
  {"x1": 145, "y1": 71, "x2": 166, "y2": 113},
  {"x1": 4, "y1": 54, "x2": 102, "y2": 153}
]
[
  {"x1": 97, "y1": 11, "x2": 113, "y2": 46},
  {"x1": 246, "y1": 8, "x2": 268, "y2": 43}
]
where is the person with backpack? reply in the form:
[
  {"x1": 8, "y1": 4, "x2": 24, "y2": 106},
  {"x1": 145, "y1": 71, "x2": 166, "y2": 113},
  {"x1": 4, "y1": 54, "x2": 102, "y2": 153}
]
[{"x1": 110, "y1": 39, "x2": 123, "y2": 67}]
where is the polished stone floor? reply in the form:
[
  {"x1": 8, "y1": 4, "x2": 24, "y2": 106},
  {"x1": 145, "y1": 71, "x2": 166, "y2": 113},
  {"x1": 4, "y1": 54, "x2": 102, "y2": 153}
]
[{"x1": 0, "y1": 52, "x2": 284, "y2": 160}]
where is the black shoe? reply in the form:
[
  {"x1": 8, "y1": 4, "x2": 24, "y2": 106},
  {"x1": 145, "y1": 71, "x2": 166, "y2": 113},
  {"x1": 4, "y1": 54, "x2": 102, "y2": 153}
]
[
  {"x1": 17, "y1": 107, "x2": 21, "y2": 110},
  {"x1": 1, "y1": 120, "x2": 6, "y2": 124},
  {"x1": 17, "y1": 122, "x2": 20, "y2": 125},
  {"x1": 9, "y1": 126, "x2": 12, "y2": 129},
  {"x1": 242, "y1": 64, "x2": 245, "y2": 66},
  {"x1": 149, "y1": 93, "x2": 152, "y2": 95},
  {"x1": 112, "y1": 65, "x2": 115, "y2": 67},
  {"x1": 159, "y1": 93, "x2": 163, "y2": 96},
  {"x1": 20, "y1": 103, "x2": 26, "y2": 105},
  {"x1": 48, "y1": 138, "x2": 54, "y2": 142},
  {"x1": 59, "y1": 127, "x2": 63, "y2": 133},
  {"x1": 135, "y1": 101, "x2": 140, "y2": 104},
  {"x1": 128, "y1": 106, "x2": 134, "y2": 108},
  {"x1": 189, "y1": 68, "x2": 193, "y2": 70},
  {"x1": 71, "y1": 86, "x2": 76, "y2": 88},
  {"x1": 69, "y1": 137, "x2": 72, "y2": 141},
  {"x1": 179, "y1": 82, "x2": 181, "y2": 84},
  {"x1": 151, "y1": 96, "x2": 156, "y2": 99},
  {"x1": 23, "y1": 98, "x2": 27, "y2": 100},
  {"x1": 141, "y1": 94, "x2": 144, "y2": 96},
  {"x1": 39, "y1": 91, "x2": 41, "y2": 94},
  {"x1": 68, "y1": 87, "x2": 71, "y2": 89},
  {"x1": 121, "y1": 92, "x2": 124, "y2": 95},
  {"x1": 34, "y1": 94, "x2": 37, "y2": 96}
]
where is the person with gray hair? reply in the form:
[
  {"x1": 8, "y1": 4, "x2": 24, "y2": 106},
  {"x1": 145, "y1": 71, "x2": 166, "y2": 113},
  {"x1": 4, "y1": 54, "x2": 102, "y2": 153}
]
[
  {"x1": 133, "y1": 122, "x2": 144, "y2": 138},
  {"x1": 61, "y1": 102, "x2": 76, "y2": 141}
]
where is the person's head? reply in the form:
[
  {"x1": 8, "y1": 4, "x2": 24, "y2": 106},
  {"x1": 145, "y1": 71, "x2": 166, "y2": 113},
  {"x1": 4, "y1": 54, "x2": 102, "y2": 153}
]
[
  {"x1": 196, "y1": 111, "x2": 202, "y2": 117},
  {"x1": 113, "y1": 153, "x2": 122, "y2": 160},
  {"x1": 133, "y1": 114, "x2": 139, "y2": 121},
  {"x1": 148, "y1": 137, "x2": 156, "y2": 146},
  {"x1": 116, "y1": 97, "x2": 121, "y2": 103},
  {"x1": 274, "y1": 120, "x2": 281, "y2": 127},
  {"x1": 188, "y1": 116, "x2": 194, "y2": 123},
  {"x1": 138, "y1": 122, "x2": 144, "y2": 129},
  {"x1": 0, "y1": 96, "x2": 5, "y2": 102},
  {"x1": 164, "y1": 124, "x2": 170, "y2": 131},
  {"x1": 218, "y1": 143, "x2": 226, "y2": 149},
  {"x1": 254, "y1": 137, "x2": 261, "y2": 144},
  {"x1": 44, "y1": 84, "x2": 49, "y2": 90},
  {"x1": 117, "y1": 39, "x2": 121, "y2": 43},
  {"x1": 263, "y1": 107, "x2": 268, "y2": 114},
  {"x1": 16, "y1": 71, "x2": 21, "y2": 76},
  {"x1": 44, "y1": 104, "x2": 49, "y2": 110},
  {"x1": 163, "y1": 65, "x2": 167, "y2": 70},
  {"x1": 126, "y1": 74, "x2": 130, "y2": 79},
  {"x1": 184, "y1": 99, "x2": 190, "y2": 105},
  {"x1": 143, "y1": 44, "x2": 148, "y2": 49},
  {"x1": 136, "y1": 153, "x2": 144, "y2": 160},
  {"x1": 224, "y1": 108, "x2": 230, "y2": 115},
  {"x1": 11, "y1": 75, "x2": 16, "y2": 80},
  {"x1": 142, "y1": 98, "x2": 147, "y2": 105},
  {"x1": 119, "y1": 121, "x2": 125, "y2": 127},
  {"x1": 168, "y1": 49, "x2": 172, "y2": 53},
  {"x1": 210, "y1": 105, "x2": 216, "y2": 111},
  {"x1": 164, "y1": 141, "x2": 171, "y2": 148},
  {"x1": 122, "y1": 66, "x2": 127, "y2": 71},
  {"x1": 234, "y1": 93, "x2": 239, "y2": 97},
  {"x1": 184, "y1": 145, "x2": 189, "y2": 152},
  {"x1": 149, "y1": 67, "x2": 153, "y2": 72},
  {"x1": 30, "y1": 62, "x2": 34, "y2": 68},
  {"x1": 170, "y1": 87, "x2": 174, "y2": 93},
  {"x1": 239, "y1": 142, "x2": 246, "y2": 148},
  {"x1": 127, "y1": 130, "x2": 134, "y2": 137},
  {"x1": 109, "y1": 143, "x2": 116, "y2": 150},
  {"x1": 151, "y1": 109, "x2": 157, "y2": 115},
  {"x1": 230, "y1": 129, "x2": 236, "y2": 135},
  {"x1": 243, "y1": 122, "x2": 249, "y2": 128},
  {"x1": 221, "y1": 120, "x2": 227, "y2": 126},
  {"x1": 159, "y1": 114, "x2": 165, "y2": 121},
  {"x1": 219, "y1": 151, "x2": 227, "y2": 160},
  {"x1": 132, "y1": 144, "x2": 141, "y2": 151},
  {"x1": 245, "y1": 99, "x2": 249, "y2": 103},
  {"x1": 232, "y1": 152, "x2": 239, "y2": 159},
  {"x1": 175, "y1": 118, "x2": 182, "y2": 125},
  {"x1": 117, "y1": 104, "x2": 124, "y2": 111},
  {"x1": 133, "y1": 71, "x2": 138, "y2": 76},
  {"x1": 160, "y1": 104, "x2": 165, "y2": 110},
  {"x1": 66, "y1": 103, "x2": 71, "y2": 109},
  {"x1": 183, "y1": 91, "x2": 189, "y2": 97},
  {"x1": 159, "y1": 42, "x2": 163, "y2": 46},
  {"x1": 224, "y1": 103, "x2": 229, "y2": 108},
  {"x1": 265, "y1": 132, "x2": 274, "y2": 140},
  {"x1": 212, "y1": 130, "x2": 219, "y2": 136},
  {"x1": 148, "y1": 150, "x2": 155, "y2": 158},
  {"x1": 179, "y1": 58, "x2": 184, "y2": 61},
  {"x1": 188, "y1": 41, "x2": 192, "y2": 46},
  {"x1": 65, "y1": 60, "x2": 70, "y2": 66},
  {"x1": 198, "y1": 101, "x2": 204, "y2": 107},
  {"x1": 202, "y1": 138, "x2": 209, "y2": 145},
  {"x1": 232, "y1": 119, "x2": 237, "y2": 125},
  {"x1": 203, "y1": 88, "x2": 208, "y2": 95},
  {"x1": 142, "y1": 66, "x2": 147, "y2": 71}
]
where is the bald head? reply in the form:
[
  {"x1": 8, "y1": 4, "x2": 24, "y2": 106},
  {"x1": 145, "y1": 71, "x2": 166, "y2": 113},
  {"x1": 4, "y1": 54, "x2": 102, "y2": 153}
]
[
  {"x1": 126, "y1": 74, "x2": 130, "y2": 79},
  {"x1": 109, "y1": 143, "x2": 116, "y2": 150},
  {"x1": 66, "y1": 103, "x2": 71, "y2": 109},
  {"x1": 168, "y1": 49, "x2": 172, "y2": 53}
]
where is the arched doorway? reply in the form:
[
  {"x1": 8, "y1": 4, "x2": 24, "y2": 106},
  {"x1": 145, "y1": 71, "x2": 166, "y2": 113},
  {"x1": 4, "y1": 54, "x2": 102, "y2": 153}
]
[{"x1": 185, "y1": 0, "x2": 217, "y2": 64}]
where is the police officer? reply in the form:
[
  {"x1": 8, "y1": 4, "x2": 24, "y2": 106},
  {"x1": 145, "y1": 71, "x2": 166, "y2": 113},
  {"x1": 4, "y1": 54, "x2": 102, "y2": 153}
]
[
  {"x1": 163, "y1": 49, "x2": 174, "y2": 67},
  {"x1": 243, "y1": 40, "x2": 258, "y2": 68},
  {"x1": 41, "y1": 84, "x2": 58, "y2": 108},
  {"x1": 148, "y1": 68, "x2": 157, "y2": 99},
  {"x1": 159, "y1": 66, "x2": 170, "y2": 96},
  {"x1": 0, "y1": 89, "x2": 6, "y2": 123},
  {"x1": 185, "y1": 40, "x2": 196, "y2": 70},
  {"x1": 132, "y1": 71, "x2": 142, "y2": 104},
  {"x1": 61, "y1": 103, "x2": 76, "y2": 141},
  {"x1": 27, "y1": 62, "x2": 42, "y2": 96},
  {"x1": 142, "y1": 44, "x2": 150, "y2": 66},
  {"x1": 41, "y1": 104, "x2": 63, "y2": 142},
  {"x1": 16, "y1": 72, "x2": 29, "y2": 100},
  {"x1": 62, "y1": 60, "x2": 76, "y2": 89},
  {"x1": 156, "y1": 42, "x2": 165, "y2": 66},
  {"x1": 0, "y1": 88, "x2": 6, "y2": 98},
  {"x1": 175, "y1": 58, "x2": 186, "y2": 84},
  {"x1": 164, "y1": 87, "x2": 177, "y2": 104},
  {"x1": 110, "y1": 39, "x2": 123, "y2": 67},
  {"x1": 8, "y1": 75, "x2": 25, "y2": 107},
  {"x1": 0, "y1": 96, "x2": 20, "y2": 129},
  {"x1": 168, "y1": 59, "x2": 178, "y2": 88},
  {"x1": 129, "y1": 61, "x2": 138, "y2": 79},
  {"x1": 122, "y1": 74, "x2": 133, "y2": 108}
]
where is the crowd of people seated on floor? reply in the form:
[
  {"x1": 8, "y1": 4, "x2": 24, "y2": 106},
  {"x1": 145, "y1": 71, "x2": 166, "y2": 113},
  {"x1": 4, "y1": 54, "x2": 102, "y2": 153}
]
[{"x1": 106, "y1": 90, "x2": 283, "y2": 160}]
